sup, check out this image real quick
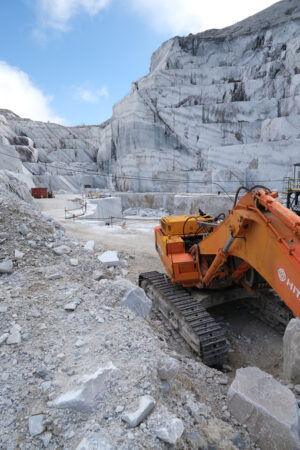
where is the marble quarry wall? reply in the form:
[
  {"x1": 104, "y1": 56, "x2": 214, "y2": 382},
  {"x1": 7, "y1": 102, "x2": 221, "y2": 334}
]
[
  {"x1": 0, "y1": 110, "x2": 109, "y2": 193},
  {"x1": 0, "y1": 0, "x2": 300, "y2": 195}
]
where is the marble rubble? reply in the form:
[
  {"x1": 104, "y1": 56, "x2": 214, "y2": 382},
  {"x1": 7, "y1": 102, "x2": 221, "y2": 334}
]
[{"x1": 0, "y1": 1, "x2": 299, "y2": 195}]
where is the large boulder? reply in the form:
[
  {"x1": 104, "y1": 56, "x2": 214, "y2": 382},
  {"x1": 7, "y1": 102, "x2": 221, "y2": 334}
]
[
  {"x1": 283, "y1": 318, "x2": 300, "y2": 384},
  {"x1": 86, "y1": 197, "x2": 122, "y2": 220},
  {"x1": 228, "y1": 367, "x2": 300, "y2": 450}
]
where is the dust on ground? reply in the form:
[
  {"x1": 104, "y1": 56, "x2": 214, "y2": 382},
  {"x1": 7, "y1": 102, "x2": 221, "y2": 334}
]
[{"x1": 35, "y1": 195, "x2": 163, "y2": 283}]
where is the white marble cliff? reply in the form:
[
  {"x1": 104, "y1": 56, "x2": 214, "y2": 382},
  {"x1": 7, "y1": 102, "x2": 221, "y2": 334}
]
[{"x1": 0, "y1": 0, "x2": 300, "y2": 194}]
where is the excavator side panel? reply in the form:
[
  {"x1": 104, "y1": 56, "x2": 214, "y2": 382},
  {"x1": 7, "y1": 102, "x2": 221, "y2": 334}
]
[{"x1": 155, "y1": 226, "x2": 199, "y2": 284}]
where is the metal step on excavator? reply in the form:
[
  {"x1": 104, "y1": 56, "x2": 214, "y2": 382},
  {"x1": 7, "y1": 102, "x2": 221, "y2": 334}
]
[{"x1": 139, "y1": 186, "x2": 299, "y2": 367}]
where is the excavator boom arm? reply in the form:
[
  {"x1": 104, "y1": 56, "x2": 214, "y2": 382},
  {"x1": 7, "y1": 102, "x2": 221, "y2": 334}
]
[{"x1": 198, "y1": 190, "x2": 300, "y2": 318}]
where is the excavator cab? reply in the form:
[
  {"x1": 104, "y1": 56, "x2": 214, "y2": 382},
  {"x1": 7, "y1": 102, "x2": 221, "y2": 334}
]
[{"x1": 286, "y1": 163, "x2": 300, "y2": 216}]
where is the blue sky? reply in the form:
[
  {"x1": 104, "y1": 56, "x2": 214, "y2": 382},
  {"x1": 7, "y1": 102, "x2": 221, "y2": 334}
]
[{"x1": 0, "y1": 0, "x2": 276, "y2": 126}]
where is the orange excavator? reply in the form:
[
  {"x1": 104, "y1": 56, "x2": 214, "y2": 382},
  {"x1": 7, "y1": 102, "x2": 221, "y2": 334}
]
[{"x1": 139, "y1": 186, "x2": 299, "y2": 366}]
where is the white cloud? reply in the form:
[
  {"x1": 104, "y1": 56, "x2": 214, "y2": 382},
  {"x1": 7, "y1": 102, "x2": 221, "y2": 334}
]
[
  {"x1": 0, "y1": 61, "x2": 62, "y2": 123},
  {"x1": 128, "y1": 0, "x2": 277, "y2": 34},
  {"x1": 74, "y1": 85, "x2": 109, "y2": 103},
  {"x1": 36, "y1": 0, "x2": 111, "y2": 31}
]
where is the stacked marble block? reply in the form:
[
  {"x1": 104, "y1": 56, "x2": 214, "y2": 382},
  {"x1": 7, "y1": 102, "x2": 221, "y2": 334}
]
[{"x1": 87, "y1": 197, "x2": 122, "y2": 220}]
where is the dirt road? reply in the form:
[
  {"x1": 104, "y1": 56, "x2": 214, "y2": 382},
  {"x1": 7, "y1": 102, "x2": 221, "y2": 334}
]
[{"x1": 34, "y1": 195, "x2": 163, "y2": 282}]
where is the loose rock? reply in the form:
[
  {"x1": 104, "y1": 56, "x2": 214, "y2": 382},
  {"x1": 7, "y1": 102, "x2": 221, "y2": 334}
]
[
  {"x1": 50, "y1": 362, "x2": 120, "y2": 412},
  {"x1": 76, "y1": 433, "x2": 112, "y2": 450},
  {"x1": 64, "y1": 302, "x2": 78, "y2": 311},
  {"x1": 92, "y1": 270, "x2": 105, "y2": 281},
  {"x1": 46, "y1": 273, "x2": 63, "y2": 280},
  {"x1": 98, "y1": 251, "x2": 119, "y2": 267},
  {"x1": 156, "y1": 417, "x2": 184, "y2": 445},
  {"x1": 122, "y1": 395, "x2": 156, "y2": 427},
  {"x1": 0, "y1": 333, "x2": 8, "y2": 345},
  {"x1": 53, "y1": 245, "x2": 71, "y2": 256},
  {"x1": 283, "y1": 318, "x2": 300, "y2": 384},
  {"x1": 118, "y1": 286, "x2": 152, "y2": 318},
  {"x1": 0, "y1": 260, "x2": 13, "y2": 274},
  {"x1": 84, "y1": 240, "x2": 95, "y2": 252},
  {"x1": 70, "y1": 258, "x2": 78, "y2": 266},
  {"x1": 18, "y1": 223, "x2": 28, "y2": 236},
  {"x1": 157, "y1": 357, "x2": 180, "y2": 381},
  {"x1": 14, "y1": 249, "x2": 24, "y2": 259},
  {"x1": 6, "y1": 324, "x2": 21, "y2": 344},
  {"x1": 228, "y1": 366, "x2": 300, "y2": 450},
  {"x1": 28, "y1": 414, "x2": 45, "y2": 437}
]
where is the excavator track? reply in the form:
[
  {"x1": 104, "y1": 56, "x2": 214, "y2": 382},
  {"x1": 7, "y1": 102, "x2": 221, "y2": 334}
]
[
  {"x1": 139, "y1": 271, "x2": 228, "y2": 367},
  {"x1": 247, "y1": 291, "x2": 294, "y2": 334}
]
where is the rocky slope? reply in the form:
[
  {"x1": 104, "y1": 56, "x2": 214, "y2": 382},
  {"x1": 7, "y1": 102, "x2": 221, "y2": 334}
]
[{"x1": 1, "y1": 0, "x2": 300, "y2": 194}]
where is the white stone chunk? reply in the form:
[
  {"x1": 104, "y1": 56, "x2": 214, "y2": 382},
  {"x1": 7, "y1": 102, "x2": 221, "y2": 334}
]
[
  {"x1": 0, "y1": 260, "x2": 13, "y2": 274},
  {"x1": 228, "y1": 367, "x2": 300, "y2": 450},
  {"x1": 28, "y1": 414, "x2": 45, "y2": 437},
  {"x1": 283, "y1": 318, "x2": 300, "y2": 384},
  {"x1": 98, "y1": 251, "x2": 119, "y2": 267},
  {"x1": 18, "y1": 224, "x2": 28, "y2": 236},
  {"x1": 41, "y1": 432, "x2": 52, "y2": 447},
  {"x1": 64, "y1": 302, "x2": 77, "y2": 311},
  {"x1": 76, "y1": 433, "x2": 112, "y2": 450},
  {"x1": 115, "y1": 405, "x2": 124, "y2": 413},
  {"x1": 46, "y1": 273, "x2": 63, "y2": 280},
  {"x1": 50, "y1": 362, "x2": 120, "y2": 412},
  {"x1": 70, "y1": 258, "x2": 78, "y2": 266},
  {"x1": 53, "y1": 245, "x2": 71, "y2": 255},
  {"x1": 122, "y1": 395, "x2": 156, "y2": 428},
  {"x1": 157, "y1": 357, "x2": 179, "y2": 381},
  {"x1": 0, "y1": 333, "x2": 8, "y2": 345},
  {"x1": 84, "y1": 240, "x2": 95, "y2": 252},
  {"x1": 156, "y1": 417, "x2": 184, "y2": 444},
  {"x1": 6, "y1": 324, "x2": 21, "y2": 345},
  {"x1": 14, "y1": 250, "x2": 24, "y2": 260},
  {"x1": 118, "y1": 287, "x2": 152, "y2": 318},
  {"x1": 92, "y1": 270, "x2": 105, "y2": 281},
  {"x1": 75, "y1": 339, "x2": 85, "y2": 347}
]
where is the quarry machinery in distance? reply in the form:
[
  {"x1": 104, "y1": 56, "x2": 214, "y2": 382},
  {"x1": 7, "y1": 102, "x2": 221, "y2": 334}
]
[{"x1": 139, "y1": 186, "x2": 300, "y2": 367}]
